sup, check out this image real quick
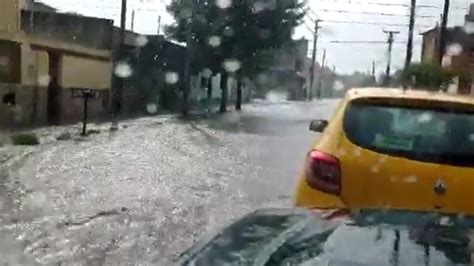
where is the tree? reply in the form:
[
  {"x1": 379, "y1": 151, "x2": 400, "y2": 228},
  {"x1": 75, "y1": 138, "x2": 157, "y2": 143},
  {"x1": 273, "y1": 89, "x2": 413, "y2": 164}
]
[
  {"x1": 166, "y1": 0, "x2": 305, "y2": 113},
  {"x1": 401, "y1": 63, "x2": 456, "y2": 90}
]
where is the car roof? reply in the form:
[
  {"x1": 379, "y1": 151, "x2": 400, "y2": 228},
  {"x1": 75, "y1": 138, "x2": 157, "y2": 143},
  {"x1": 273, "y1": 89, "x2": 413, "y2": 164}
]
[{"x1": 346, "y1": 87, "x2": 474, "y2": 106}]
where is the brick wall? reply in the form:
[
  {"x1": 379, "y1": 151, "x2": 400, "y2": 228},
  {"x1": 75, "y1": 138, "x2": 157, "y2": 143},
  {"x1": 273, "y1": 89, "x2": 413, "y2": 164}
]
[{"x1": 0, "y1": 83, "x2": 47, "y2": 129}]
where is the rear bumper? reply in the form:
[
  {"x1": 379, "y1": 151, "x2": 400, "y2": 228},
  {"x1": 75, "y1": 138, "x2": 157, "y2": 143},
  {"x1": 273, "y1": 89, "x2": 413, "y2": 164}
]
[{"x1": 293, "y1": 174, "x2": 346, "y2": 209}]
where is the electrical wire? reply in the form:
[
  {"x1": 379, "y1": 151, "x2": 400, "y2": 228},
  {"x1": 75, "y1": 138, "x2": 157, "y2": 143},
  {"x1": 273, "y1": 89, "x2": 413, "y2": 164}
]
[
  {"x1": 314, "y1": 0, "x2": 466, "y2": 10},
  {"x1": 303, "y1": 22, "x2": 315, "y2": 34},
  {"x1": 317, "y1": 8, "x2": 437, "y2": 18},
  {"x1": 330, "y1": 40, "x2": 421, "y2": 44},
  {"x1": 320, "y1": 19, "x2": 431, "y2": 28},
  {"x1": 307, "y1": 7, "x2": 320, "y2": 19}
]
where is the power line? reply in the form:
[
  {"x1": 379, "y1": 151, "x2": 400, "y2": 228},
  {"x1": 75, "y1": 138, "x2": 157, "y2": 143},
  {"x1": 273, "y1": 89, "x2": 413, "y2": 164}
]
[
  {"x1": 314, "y1": 0, "x2": 463, "y2": 9},
  {"x1": 303, "y1": 22, "x2": 315, "y2": 34},
  {"x1": 304, "y1": 11, "x2": 319, "y2": 23},
  {"x1": 321, "y1": 19, "x2": 431, "y2": 28},
  {"x1": 330, "y1": 40, "x2": 405, "y2": 44},
  {"x1": 330, "y1": 40, "x2": 420, "y2": 44},
  {"x1": 307, "y1": 6, "x2": 320, "y2": 19},
  {"x1": 315, "y1": 0, "x2": 413, "y2": 7},
  {"x1": 318, "y1": 8, "x2": 437, "y2": 18}
]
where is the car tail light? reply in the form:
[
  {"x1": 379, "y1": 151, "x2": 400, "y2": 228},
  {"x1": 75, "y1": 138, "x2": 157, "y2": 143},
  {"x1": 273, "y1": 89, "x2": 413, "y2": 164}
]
[{"x1": 305, "y1": 150, "x2": 342, "y2": 195}]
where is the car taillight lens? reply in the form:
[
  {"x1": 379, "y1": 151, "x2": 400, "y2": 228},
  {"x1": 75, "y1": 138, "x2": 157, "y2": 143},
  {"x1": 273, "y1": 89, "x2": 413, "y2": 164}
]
[{"x1": 305, "y1": 150, "x2": 342, "y2": 195}]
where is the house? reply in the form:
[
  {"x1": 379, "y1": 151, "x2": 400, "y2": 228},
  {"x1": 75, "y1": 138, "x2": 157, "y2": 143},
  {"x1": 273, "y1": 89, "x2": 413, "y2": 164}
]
[
  {"x1": 421, "y1": 4, "x2": 474, "y2": 95},
  {"x1": 0, "y1": 0, "x2": 114, "y2": 128}
]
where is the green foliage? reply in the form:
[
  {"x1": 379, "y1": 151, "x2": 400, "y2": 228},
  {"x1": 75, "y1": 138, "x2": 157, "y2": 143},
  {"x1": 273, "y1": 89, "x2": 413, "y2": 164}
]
[
  {"x1": 165, "y1": 0, "x2": 305, "y2": 74},
  {"x1": 11, "y1": 133, "x2": 40, "y2": 145},
  {"x1": 402, "y1": 63, "x2": 456, "y2": 89}
]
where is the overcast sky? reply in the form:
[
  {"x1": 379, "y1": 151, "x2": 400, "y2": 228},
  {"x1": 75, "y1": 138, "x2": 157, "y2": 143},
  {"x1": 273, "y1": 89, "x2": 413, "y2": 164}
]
[{"x1": 38, "y1": 0, "x2": 472, "y2": 74}]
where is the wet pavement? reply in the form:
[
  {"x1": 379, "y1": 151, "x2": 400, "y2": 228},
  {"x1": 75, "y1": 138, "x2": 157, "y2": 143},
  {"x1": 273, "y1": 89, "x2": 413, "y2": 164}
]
[{"x1": 0, "y1": 99, "x2": 339, "y2": 265}]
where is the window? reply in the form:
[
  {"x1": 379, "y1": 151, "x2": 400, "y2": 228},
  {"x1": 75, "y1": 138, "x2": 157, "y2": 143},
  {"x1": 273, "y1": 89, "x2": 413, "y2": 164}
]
[
  {"x1": 343, "y1": 101, "x2": 474, "y2": 166},
  {"x1": 2, "y1": 92, "x2": 15, "y2": 106}
]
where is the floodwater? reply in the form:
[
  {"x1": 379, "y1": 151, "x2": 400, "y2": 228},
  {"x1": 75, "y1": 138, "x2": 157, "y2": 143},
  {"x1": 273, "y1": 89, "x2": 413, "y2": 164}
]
[{"x1": 0, "y1": 99, "x2": 339, "y2": 265}]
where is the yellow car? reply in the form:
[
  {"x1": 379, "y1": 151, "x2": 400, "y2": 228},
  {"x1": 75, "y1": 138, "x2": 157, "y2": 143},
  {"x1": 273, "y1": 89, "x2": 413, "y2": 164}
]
[{"x1": 294, "y1": 88, "x2": 474, "y2": 215}]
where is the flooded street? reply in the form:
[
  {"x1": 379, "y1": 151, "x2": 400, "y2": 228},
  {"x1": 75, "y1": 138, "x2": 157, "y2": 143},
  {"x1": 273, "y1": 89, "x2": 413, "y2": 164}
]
[{"x1": 0, "y1": 99, "x2": 339, "y2": 265}]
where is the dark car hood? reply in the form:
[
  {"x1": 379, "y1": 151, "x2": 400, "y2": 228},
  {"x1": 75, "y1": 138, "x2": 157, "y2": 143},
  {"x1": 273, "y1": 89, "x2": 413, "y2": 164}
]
[{"x1": 178, "y1": 208, "x2": 473, "y2": 266}]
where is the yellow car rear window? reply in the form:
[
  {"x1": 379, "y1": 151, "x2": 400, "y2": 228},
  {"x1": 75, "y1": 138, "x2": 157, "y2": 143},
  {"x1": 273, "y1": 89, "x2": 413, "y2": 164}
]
[{"x1": 343, "y1": 101, "x2": 474, "y2": 166}]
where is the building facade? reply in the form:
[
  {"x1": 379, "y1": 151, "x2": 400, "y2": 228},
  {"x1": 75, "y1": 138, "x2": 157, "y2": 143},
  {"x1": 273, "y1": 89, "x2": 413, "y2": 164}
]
[
  {"x1": 421, "y1": 5, "x2": 474, "y2": 95},
  {"x1": 0, "y1": 0, "x2": 114, "y2": 128}
]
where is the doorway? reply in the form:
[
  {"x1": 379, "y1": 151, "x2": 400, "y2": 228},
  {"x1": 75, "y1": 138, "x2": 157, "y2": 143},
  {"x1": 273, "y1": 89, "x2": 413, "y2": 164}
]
[{"x1": 47, "y1": 51, "x2": 60, "y2": 125}]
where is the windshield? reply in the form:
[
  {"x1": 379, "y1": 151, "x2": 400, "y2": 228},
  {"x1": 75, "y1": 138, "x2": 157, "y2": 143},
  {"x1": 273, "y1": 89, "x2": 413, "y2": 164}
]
[
  {"x1": 2, "y1": 0, "x2": 474, "y2": 265},
  {"x1": 344, "y1": 101, "x2": 474, "y2": 166}
]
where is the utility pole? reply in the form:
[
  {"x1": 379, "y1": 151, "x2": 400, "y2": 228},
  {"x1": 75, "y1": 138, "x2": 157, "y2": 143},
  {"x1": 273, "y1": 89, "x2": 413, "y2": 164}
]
[
  {"x1": 404, "y1": 0, "x2": 416, "y2": 71},
  {"x1": 182, "y1": 0, "x2": 195, "y2": 117},
  {"x1": 157, "y1": 15, "x2": 162, "y2": 35},
  {"x1": 372, "y1": 60, "x2": 376, "y2": 77},
  {"x1": 317, "y1": 49, "x2": 326, "y2": 98},
  {"x1": 131, "y1": 10, "x2": 135, "y2": 32},
  {"x1": 439, "y1": 0, "x2": 450, "y2": 64},
  {"x1": 308, "y1": 19, "x2": 321, "y2": 101},
  {"x1": 383, "y1": 30, "x2": 399, "y2": 87},
  {"x1": 111, "y1": 0, "x2": 127, "y2": 130}
]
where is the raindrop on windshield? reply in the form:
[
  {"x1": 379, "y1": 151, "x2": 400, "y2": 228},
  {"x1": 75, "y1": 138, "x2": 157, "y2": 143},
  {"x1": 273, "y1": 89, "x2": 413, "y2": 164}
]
[
  {"x1": 371, "y1": 166, "x2": 379, "y2": 173},
  {"x1": 146, "y1": 103, "x2": 158, "y2": 114},
  {"x1": 202, "y1": 68, "x2": 213, "y2": 79},
  {"x1": 418, "y1": 112, "x2": 433, "y2": 123},
  {"x1": 466, "y1": 22, "x2": 474, "y2": 34},
  {"x1": 253, "y1": 2, "x2": 266, "y2": 12},
  {"x1": 439, "y1": 216, "x2": 450, "y2": 226},
  {"x1": 352, "y1": 149, "x2": 361, "y2": 158},
  {"x1": 223, "y1": 26, "x2": 234, "y2": 37},
  {"x1": 208, "y1": 36, "x2": 221, "y2": 47},
  {"x1": 446, "y1": 43, "x2": 463, "y2": 56},
  {"x1": 253, "y1": 0, "x2": 275, "y2": 12},
  {"x1": 256, "y1": 72, "x2": 270, "y2": 83},
  {"x1": 179, "y1": 8, "x2": 193, "y2": 19},
  {"x1": 222, "y1": 59, "x2": 241, "y2": 72},
  {"x1": 165, "y1": 72, "x2": 180, "y2": 84},
  {"x1": 365, "y1": 215, "x2": 375, "y2": 223},
  {"x1": 333, "y1": 80, "x2": 344, "y2": 91},
  {"x1": 216, "y1": 0, "x2": 232, "y2": 9},
  {"x1": 135, "y1": 35, "x2": 149, "y2": 47},
  {"x1": 402, "y1": 175, "x2": 418, "y2": 183},
  {"x1": 114, "y1": 62, "x2": 133, "y2": 78},
  {"x1": 37, "y1": 75, "x2": 50, "y2": 86}
]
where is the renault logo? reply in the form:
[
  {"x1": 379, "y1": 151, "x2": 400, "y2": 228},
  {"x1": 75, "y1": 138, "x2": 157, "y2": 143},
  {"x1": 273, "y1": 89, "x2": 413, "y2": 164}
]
[{"x1": 434, "y1": 178, "x2": 446, "y2": 195}]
